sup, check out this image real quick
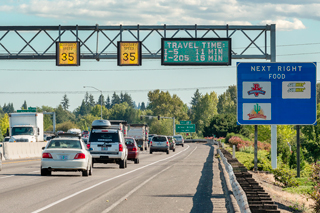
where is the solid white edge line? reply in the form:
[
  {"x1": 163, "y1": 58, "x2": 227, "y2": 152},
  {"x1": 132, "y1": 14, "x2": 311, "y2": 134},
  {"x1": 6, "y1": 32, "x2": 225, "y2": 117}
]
[
  {"x1": 0, "y1": 175, "x2": 15, "y2": 179},
  {"x1": 32, "y1": 145, "x2": 191, "y2": 213},
  {"x1": 102, "y1": 165, "x2": 173, "y2": 213}
]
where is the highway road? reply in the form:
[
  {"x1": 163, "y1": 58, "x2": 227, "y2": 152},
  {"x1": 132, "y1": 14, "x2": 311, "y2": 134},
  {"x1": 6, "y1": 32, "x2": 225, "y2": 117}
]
[{"x1": 0, "y1": 142, "x2": 231, "y2": 213}]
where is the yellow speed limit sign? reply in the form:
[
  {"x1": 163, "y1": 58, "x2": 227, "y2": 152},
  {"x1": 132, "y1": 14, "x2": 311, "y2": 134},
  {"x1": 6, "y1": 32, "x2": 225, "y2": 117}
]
[
  {"x1": 117, "y1": 41, "x2": 142, "y2": 66},
  {"x1": 56, "y1": 42, "x2": 80, "y2": 66}
]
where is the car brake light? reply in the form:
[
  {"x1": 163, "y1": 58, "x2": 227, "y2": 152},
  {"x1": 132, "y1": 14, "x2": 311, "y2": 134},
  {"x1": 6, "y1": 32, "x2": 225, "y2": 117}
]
[
  {"x1": 150, "y1": 141, "x2": 152, "y2": 146},
  {"x1": 87, "y1": 144, "x2": 90, "y2": 149},
  {"x1": 102, "y1": 130, "x2": 108, "y2": 132},
  {"x1": 42, "y1": 153, "x2": 52, "y2": 158},
  {"x1": 132, "y1": 147, "x2": 137, "y2": 151},
  {"x1": 119, "y1": 144, "x2": 123, "y2": 152},
  {"x1": 166, "y1": 141, "x2": 169, "y2": 146},
  {"x1": 74, "y1": 153, "x2": 86, "y2": 159}
]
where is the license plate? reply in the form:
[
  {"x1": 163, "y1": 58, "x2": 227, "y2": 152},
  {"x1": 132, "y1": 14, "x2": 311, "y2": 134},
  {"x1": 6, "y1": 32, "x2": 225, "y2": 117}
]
[
  {"x1": 101, "y1": 147, "x2": 108, "y2": 151},
  {"x1": 59, "y1": 155, "x2": 68, "y2": 160}
]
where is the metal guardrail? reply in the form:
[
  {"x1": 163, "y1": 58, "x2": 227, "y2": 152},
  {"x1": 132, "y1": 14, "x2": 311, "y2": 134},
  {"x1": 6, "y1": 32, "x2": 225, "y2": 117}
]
[{"x1": 218, "y1": 149, "x2": 251, "y2": 213}]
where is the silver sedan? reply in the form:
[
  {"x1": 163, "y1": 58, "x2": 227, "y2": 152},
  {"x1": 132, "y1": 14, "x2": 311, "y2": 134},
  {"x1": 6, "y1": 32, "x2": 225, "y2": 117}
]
[{"x1": 41, "y1": 138, "x2": 92, "y2": 176}]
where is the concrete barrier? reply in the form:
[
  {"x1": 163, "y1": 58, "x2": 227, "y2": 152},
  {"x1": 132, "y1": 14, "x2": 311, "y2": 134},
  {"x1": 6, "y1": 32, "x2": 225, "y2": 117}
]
[{"x1": 3, "y1": 142, "x2": 48, "y2": 160}]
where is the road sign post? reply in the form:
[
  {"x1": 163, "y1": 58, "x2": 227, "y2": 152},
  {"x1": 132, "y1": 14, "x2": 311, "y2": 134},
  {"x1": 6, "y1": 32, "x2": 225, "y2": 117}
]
[{"x1": 237, "y1": 62, "x2": 317, "y2": 125}]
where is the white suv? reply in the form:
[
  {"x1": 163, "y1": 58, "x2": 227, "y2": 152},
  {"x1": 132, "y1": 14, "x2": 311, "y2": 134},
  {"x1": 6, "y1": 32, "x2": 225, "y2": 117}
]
[{"x1": 88, "y1": 120, "x2": 128, "y2": 169}]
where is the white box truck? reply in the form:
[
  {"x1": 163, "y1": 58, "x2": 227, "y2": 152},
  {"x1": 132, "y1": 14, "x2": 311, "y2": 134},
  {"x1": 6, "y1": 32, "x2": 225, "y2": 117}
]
[
  {"x1": 8, "y1": 113, "x2": 44, "y2": 142},
  {"x1": 127, "y1": 124, "x2": 149, "y2": 151}
]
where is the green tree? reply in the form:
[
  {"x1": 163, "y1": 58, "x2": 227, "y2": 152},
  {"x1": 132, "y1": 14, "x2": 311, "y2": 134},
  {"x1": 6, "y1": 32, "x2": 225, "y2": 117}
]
[
  {"x1": 122, "y1": 93, "x2": 134, "y2": 108},
  {"x1": 61, "y1": 94, "x2": 70, "y2": 110},
  {"x1": 3, "y1": 103, "x2": 14, "y2": 113},
  {"x1": 106, "y1": 95, "x2": 111, "y2": 109},
  {"x1": 111, "y1": 92, "x2": 121, "y2": 107},
  {"x1": 203, "y1": 113, "x2": 240, "y2": 138},
  {"x1": 317, "y1": 83, "x2": 320, "y2": 104},
  {"x1": 89, "y1": 94, "x2": 95, "y2": 107},
  {"x1": 0, "y1": 113, "x2": 9, "y2": 137},
  {"x1": 147, "y1": 90, "x2": 189, "y2": 121},
  {"x1": 140, "y1": 102, "x2": 146, "y2": 111},
  {"x1": 55, "y1": 105, "x2": 75, "y2": 124},
  {"x1": 21, "y1": 100, "x2": 27, "y2": 110},
  {"x1": 97, "y1": 94, "x2": 105, "y2": 106},
  {"x1": 191, "y1": 92, "x2": 218, "y2": 135},
  {"x1": 190, "y1": 89, "x2": 202, "y2": 107},
  {"x1": 217, "y1": 92, "x2": 235, "y2": 115}
]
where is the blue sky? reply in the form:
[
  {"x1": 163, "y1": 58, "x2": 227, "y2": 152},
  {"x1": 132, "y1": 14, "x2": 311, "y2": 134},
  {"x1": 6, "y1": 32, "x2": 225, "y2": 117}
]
[{"x1": 0, "y1": 0, "x2": 319, "y2": 111}]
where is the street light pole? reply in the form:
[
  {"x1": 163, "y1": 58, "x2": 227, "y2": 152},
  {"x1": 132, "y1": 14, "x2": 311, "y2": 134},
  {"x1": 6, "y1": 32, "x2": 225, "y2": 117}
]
[{"x1": 83, "y1": 86, "x2": 103, "y2": 120}]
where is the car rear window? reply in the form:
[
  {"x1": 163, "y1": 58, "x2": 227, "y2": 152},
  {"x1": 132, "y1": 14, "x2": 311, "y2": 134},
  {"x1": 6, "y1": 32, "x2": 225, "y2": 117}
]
[
  {"x1": 47, "y1": 140, "x2": 82, "y2": 149},
  {"x1": 89, "y1": 132, "x2": 119, "y2": 143},
  {"x1": 174, "y1": 136, "x2": 182, "y2": 139},
  {"x1": 152, "y1": 136, "x2": 167, "y2": 142},
  {"x1": 125, "y1": 138, "x2": 134, "y2": 145}
]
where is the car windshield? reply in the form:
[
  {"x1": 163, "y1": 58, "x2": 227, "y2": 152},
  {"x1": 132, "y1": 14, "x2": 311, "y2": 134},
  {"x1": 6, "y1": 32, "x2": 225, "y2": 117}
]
[
  {"x1": 174, "y1": 136, "x2": 182, "y2": 139},
  {"x1": 152, "y1": 136, "x2": 167, "y2": 142},
  {"x1": 47, "y1": 140, "x2": 82, "y2": 149},
  {"x1": 125, "y1": 138, "x2": 134, "y2": 145},
  {"x1": 89, "y1": 132, "x2": 119, "y2": 143},
  {"x1": 12, "y1": 127, "x2": 34, "y2": 136}
]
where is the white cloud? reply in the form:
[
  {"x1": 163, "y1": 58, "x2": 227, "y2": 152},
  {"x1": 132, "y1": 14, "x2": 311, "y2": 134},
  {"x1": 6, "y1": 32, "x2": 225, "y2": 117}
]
[
  {"x1": 3, "y1": 0, "x2": 320, "y2": 30},
  {"x1": 261, "y1": 18, "x2": 306, "y2": 31},
  {"x1": 0, "y1": 5, "x2": 13, "y2": 12}
]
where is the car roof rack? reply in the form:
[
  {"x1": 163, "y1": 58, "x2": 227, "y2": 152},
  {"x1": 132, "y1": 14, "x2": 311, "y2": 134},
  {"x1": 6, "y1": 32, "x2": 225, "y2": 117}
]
[{"x1": 55, "y1": 132, "x2": 81, "y2": 139}]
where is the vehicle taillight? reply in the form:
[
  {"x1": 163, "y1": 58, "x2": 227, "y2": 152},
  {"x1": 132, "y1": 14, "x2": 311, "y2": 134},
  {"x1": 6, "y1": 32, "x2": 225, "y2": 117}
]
[
  {"x1": 150, "y1": 141, "x2": 152, "y2": 146},
  {"x1": 74, "y1": 153, "x2": 86, "y2": 159},
  {"x1": 42, "y1": 153, "x2": 52, "y2": 158},
  {"x1": 87, "y1": 143, "x2": 90, "y2": 149},
  {"x1": 166, "y1": 141, "x2": 169, "y2": 146},
  {"x1": 132, "y1": 147, "x2": 137, "y2": 151},
  {"x1": 119, "y1": 144, "x2": 123, "y2": 152},
  {"x1": 102, "y1": 130, "x2": 108, "y2": 132}
]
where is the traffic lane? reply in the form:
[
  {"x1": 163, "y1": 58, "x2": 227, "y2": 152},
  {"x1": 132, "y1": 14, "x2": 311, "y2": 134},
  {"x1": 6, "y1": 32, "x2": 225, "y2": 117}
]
[
  {"x1": 0, "y1": 145, "x2": 189, "y2": 213},
  {"x1": 34, "y1": 145, "x2": 191, "y2": 213},
  {"x1": 105, "y1": 142, "x2": 228, "y2": 213}
]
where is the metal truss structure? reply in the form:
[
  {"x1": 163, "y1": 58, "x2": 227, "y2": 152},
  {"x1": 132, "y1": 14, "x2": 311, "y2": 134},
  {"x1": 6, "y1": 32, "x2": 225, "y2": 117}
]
[{"x1": 0, "y1": 24, "x2": 275, "y2": 61}]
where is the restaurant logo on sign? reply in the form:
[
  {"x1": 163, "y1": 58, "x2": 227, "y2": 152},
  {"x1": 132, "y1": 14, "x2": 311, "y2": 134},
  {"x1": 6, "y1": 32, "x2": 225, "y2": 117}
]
[
  {"x1": 247, "y1": 104, "x2": 267, "y2": 120},
  {"x1": 247, "y1": 84, "x2": 266, "y2": 97}
]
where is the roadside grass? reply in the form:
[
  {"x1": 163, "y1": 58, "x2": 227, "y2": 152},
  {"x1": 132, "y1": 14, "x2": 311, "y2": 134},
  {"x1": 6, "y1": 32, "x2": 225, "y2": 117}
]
[{"x1": 223, "y1": 143, "x2": 313, "y2": 196}]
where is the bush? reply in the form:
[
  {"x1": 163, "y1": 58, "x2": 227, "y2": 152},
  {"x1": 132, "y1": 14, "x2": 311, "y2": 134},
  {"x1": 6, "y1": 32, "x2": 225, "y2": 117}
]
[
  {"x1": 310, "y1": 162, "x2": 320, "y2": 212},
  {"x1": 273, "y1": 167, "x2": 299, "y2": 188}
]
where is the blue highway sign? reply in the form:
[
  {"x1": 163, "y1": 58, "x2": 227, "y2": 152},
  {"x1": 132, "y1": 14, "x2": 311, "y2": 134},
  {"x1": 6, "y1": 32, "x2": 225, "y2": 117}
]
[{"x1": 237, "y1": 62, "x2": 317, "y2": 125}]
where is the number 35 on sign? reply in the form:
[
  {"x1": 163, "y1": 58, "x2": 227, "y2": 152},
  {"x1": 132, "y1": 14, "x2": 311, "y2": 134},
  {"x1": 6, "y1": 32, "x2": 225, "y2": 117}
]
[
  {"x1": 56, "y1": 42, "x2": 80, "y2": 66},
  {"x1": 117, "y1": 41, "x2": 142, "y2": 66}
]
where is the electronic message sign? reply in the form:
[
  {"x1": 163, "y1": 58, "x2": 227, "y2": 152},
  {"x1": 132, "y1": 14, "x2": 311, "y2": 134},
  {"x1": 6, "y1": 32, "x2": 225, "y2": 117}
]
[
  {"x1": 117, "y1": 41, "x2": 142, "y2": 66},
  {"x1": 237, "y1": 62, "x2": 317, "y2": 125},
  {"x1": 161, "y1": 38, "x2": 231, "y2": 66},
  {"x1": 56, "y1": 42, "x2": 80, "y2": 66}
]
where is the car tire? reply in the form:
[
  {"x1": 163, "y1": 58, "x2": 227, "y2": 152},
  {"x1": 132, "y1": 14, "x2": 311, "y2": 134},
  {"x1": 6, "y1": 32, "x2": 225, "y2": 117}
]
[
  {"x1": 41, "y1": 168, "x2": 51, "y2": 176},
  {"x1": 125, "y1": 158, "x2": 127, "y2": 168},
  {"x1": 166, "y1": 149, "x2": 169, "y2": 154},
  {"x1": 82, "y1": 166, "x2": 89, "y2": 177},
  {"x1": 173, "y1": 148, "x2": 176, "y2": 152},
  {"x1": 134, "y1": 158, "x2": 139, "y2": 164},
  {"x1": 182, "y1": 144, "x2": 184, "y2": 147},
  {"x1": 140, "y1": 148, "x2": 143, "y2": 151},
  {"x1": 150, "y1": 150, "x2": 153, "y2": 154},
  {"x1": 119, "y1": 159, "x2": 126, "y2": 169},
  {"x1": 92, "y1": 161, "x2": 94, "y2": 168}
]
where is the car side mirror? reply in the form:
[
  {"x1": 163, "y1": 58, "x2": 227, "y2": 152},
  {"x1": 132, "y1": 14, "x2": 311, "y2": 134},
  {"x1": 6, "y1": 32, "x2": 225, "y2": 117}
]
[{"x1": 42, "y1": 147, "x2": 45, "y2": 150}]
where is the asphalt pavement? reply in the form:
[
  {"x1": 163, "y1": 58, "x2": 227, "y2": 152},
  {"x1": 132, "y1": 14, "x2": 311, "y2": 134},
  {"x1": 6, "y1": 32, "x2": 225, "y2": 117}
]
[{"x1": 0, "y1": 142, "x2": 232, "y2": 213}]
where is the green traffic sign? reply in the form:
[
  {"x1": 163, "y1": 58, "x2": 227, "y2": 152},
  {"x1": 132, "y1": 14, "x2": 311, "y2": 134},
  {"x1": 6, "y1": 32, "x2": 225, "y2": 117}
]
[
  {"x1": 161, "y1": 38, "x2": 231, "y2": 66},
  {"x1": 180, "y1": 120, "x2": 191, "y2": 125},
  {"x1": 176, "y1": 124, "x2": 196, "y2": 133}
]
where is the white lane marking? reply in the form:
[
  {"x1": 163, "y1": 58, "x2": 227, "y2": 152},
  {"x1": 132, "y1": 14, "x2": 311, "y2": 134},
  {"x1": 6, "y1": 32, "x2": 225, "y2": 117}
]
[
  {"x1": 32, "y1": 145, "x2": 190, "y2": 213},
  {"x1": 0, "y1": 175, "x2": 15, "y2": 179},
  {"x1": 28, "y1": 170, "x2": 39, "y2": 173},
  {"x1": 185, "y1": 146, "x2": 197, "y2": 159},
  {"x1": 102, "y1": 165, "x2": 173, "y2": 213}
]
